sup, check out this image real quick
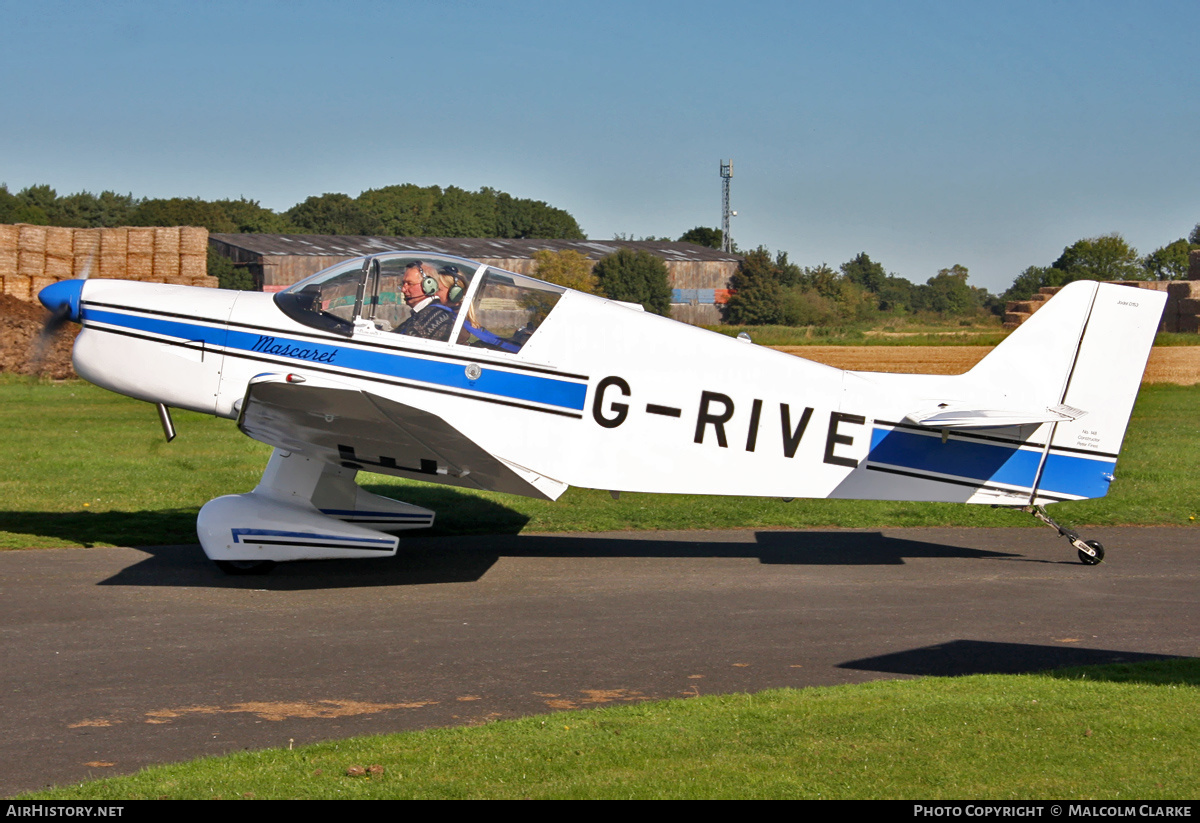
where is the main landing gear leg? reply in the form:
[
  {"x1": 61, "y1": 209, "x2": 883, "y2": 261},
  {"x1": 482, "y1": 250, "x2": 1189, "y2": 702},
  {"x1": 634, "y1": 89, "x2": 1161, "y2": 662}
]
[{"x1": 1022, "y1": 505, "x2": 1105, "y2": 565}]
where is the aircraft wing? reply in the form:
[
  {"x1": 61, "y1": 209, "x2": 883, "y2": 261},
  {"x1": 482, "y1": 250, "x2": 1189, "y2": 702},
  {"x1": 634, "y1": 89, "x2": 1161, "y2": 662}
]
[{"x1": 236, "y1": 377, "x2": 568, "y2": 501}]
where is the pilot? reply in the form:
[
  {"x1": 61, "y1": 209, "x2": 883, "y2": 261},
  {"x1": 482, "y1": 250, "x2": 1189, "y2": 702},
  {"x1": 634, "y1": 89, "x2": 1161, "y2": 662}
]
[{"x1": 395, "y1": 261, "x2": 456, "y2": 341}]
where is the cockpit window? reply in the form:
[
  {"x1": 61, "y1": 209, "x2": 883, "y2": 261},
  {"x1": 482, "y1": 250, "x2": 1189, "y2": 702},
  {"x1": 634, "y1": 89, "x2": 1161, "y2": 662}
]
[
  {"x1": 459, "y1": 268, "x2": 564, "y2": 353},
  {"x1": 275, "y1": 253, "x2": 480, "y2": 339}
]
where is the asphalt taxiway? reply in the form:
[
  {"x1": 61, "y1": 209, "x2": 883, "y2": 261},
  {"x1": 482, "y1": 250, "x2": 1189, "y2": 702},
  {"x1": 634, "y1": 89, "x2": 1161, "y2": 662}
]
[{"x1": 1, "y1": 526, "x2": 1196, "y2": 797}]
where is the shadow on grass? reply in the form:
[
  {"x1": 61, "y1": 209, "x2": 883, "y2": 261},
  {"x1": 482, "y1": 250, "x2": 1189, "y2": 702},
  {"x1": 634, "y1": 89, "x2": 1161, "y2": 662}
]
[{"x1": 839, "y1": 639, "x2": 1196, "y2": 682}]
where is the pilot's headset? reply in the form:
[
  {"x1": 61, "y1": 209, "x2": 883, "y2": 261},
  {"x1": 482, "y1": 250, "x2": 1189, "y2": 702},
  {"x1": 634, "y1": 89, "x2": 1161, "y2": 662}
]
[
  {"x1": 412, "y1": 261, "x2": 439, "y2": 297},
  {"x1": 441, "y1": 266, "x2": 467, "y2": 304}
]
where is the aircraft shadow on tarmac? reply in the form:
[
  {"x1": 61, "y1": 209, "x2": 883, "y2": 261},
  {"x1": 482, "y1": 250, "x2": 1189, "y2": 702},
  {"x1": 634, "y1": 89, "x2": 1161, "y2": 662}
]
[
  {"x1": 95, "y1": 530, "x2": 1024, "y2": 591},
  {"x1": 839, "y1": 639, "x2": 1190, "y2": 680}
]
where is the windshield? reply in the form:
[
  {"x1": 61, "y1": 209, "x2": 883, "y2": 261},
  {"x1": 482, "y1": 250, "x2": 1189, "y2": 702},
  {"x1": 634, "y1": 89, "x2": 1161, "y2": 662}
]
[{"x1": 275, "y1": 252, "x2": 481, "y2": 338}]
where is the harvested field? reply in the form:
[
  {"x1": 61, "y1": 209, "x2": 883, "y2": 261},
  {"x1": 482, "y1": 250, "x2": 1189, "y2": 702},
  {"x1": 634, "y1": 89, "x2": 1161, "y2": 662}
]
[{"x1": 780, "y1": 345, "x2": 1200, "y2": 385}]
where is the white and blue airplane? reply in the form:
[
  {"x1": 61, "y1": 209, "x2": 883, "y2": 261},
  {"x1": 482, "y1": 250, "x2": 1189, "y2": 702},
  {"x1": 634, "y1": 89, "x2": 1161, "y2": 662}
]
[{"x1": 38, "y1": 251, "x2": 1165, "y2": 573}]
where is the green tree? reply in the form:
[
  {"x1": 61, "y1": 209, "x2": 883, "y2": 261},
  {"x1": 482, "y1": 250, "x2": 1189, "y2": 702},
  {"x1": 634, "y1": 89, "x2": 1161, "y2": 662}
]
[
  {"x1": 426, "y1": 185, "x2": 495, "y2": 237},
  {"x1": 725, "y1": 248, "x2": 787, "y2": 325},
  {"x1": 532, "y1": 249, "x2": 598, "y2": 293},
  {"x1": 877, "y1": 274, "x2": 915, "y2": 312},
  {"x1": 840, "y1": 252, "x2": 887, "y2": 293},
  {"x1": 678, "y1": 227, "x2": 723, "y2": 249},
  {"x1": 1003, "y1": 265, "x2": 1062, "y2": 302},
  {"x1": 593, "y1": 248, "x2": 671, "y2": 315},
  {"x1": 130, "y1": 198, "x2": 236, "y2": 232},
  {"x1": 1051, "y1": 233, "x2": 1143, "y2": 282},
  {"x1": 207, "y1": 246, "x2": 255, "y2": 290},
  {"x1": 912, "y1": 265, "x2": 976, "y2": 316},
  {"x1": 213, "y1": 198, "x2": 289, "y2": 233},
  {"x1": 1143, "y1": 238, "x2": 1193, "y2": 280},
  {"x1": 358, "y1": 184, "x2": 440, "y2": 236},
  {"x1": 285, "y1": 193, "x2": 375, "y2": 235}
]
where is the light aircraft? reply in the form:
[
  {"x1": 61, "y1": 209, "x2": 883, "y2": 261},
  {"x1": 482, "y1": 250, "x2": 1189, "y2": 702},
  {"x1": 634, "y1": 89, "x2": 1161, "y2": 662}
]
[{"x1": 38, "y1": 251, "x2": 1165, "y2": 573}]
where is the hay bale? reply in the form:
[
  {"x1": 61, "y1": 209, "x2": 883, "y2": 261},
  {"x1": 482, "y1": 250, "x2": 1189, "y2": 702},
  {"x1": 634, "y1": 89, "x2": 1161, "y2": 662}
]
[
  {"x1": 0, "y1": 248, "x2": 16, "y2": 278},
  {"x1": 18, "y1": 250, "x2": 45, "y2": 277},
  {"x1": 180, "y1": 254, "x2": 206, "y2": 280},
  {"x1": 100, "y1": 227, "x2": 128, "y2": 256},
  {"x1": 1003, "y1": 311, "x2": 1031, "y2": 328},
  {"x1": 1008, "y1": 300, "x2": 1036, "y2": 314},
  {"x1": 0, "y1": 224, "x2": 18, "y2": 253},
  {"x1": 127, "y1": 227, "x2": 155, "y2": 256},
  {"x1": 73, "y1": 227, "x2": 100, "y2": 255},
  {"x1": 31, "y1": 275, "x2": 56, "y2": 296},
  {"x1": 1179, "y1": 298, "x2": 1200, "y2": 315},
  {"x1": 1168, "y1": 281, "x2": 1200, "y2": 300},
  {"x1": 99, "y1": 254, "x2": 126, "y2": 279},
  {"x1": 18, "y1": 225, "x2": 47, "y2": 254},
  {"x1": 180, "y1": 226, "x2": 208, "y2": 255},
  {"x1": 153, "y1": 226, "x2": 180, "y2": 255},
  {"x1": 153, "y1": 253, "x2": 180, "y2": 278},
  {"x1": 45, "y1": 256, "x2": 72, "y2": 280},
  {"x1": 45, "y1": 226, "x2": 74, "y2": 259},
  {"x1": 126, "y1": 254, "x2": 153, "y2": 280},
  {"x1": 1177, "y1": 314, "x2": 1200, "y2": 334}
]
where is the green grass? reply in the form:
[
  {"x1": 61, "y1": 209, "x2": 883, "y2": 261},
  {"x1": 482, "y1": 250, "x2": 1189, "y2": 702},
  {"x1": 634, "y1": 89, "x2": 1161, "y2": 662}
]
[
  {"x1": 19, "y1": 659, "x2": 1200, "y2": 800},
  {"x1": 2, "y1": 376, "x2": 1196, "y2": 550}
]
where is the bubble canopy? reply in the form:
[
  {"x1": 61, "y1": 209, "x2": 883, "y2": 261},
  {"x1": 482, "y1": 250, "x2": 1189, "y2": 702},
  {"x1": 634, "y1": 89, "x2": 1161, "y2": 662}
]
[{"x1": 274, "y1": 251, "x2": 566, "y2": 353}]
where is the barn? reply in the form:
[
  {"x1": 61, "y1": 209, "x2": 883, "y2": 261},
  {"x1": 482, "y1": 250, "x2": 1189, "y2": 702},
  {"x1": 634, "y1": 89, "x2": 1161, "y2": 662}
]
[{"x1": 209, "y1": 234, "x2": 741, "y2": 325}]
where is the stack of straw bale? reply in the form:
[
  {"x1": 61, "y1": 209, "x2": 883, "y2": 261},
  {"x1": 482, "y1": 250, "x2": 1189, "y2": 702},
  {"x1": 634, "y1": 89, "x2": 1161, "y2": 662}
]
[
  {"x1": 1003, "y1": 280, "x2": 1199, "y2": 333},
  {"x1": 0, "y1": 224, "x2": 216, "y2": 302}
]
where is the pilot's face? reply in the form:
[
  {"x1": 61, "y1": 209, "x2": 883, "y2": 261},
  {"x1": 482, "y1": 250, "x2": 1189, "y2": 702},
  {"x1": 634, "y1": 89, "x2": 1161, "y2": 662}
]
[{"x1": 401, "y1": 268, "x2": 425, "y2": 306}]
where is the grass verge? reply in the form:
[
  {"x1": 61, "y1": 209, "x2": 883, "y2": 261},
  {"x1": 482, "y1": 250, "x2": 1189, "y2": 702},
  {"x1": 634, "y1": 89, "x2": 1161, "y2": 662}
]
[{"x1": 19, "y1": 659, "x2": 1199, "y2": 800}]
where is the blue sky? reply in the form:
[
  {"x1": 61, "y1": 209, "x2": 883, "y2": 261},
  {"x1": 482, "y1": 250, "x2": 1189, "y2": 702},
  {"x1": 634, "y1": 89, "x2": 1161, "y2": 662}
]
[{"x1": 2, "y1": 0, "x2": 1196, "y2": 293}]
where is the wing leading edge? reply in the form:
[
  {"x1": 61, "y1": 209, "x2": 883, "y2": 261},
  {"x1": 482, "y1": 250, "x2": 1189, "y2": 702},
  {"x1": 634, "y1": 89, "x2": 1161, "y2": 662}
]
[{"x1": 237, "y1": 378, "x2": 568, "y2": 501}]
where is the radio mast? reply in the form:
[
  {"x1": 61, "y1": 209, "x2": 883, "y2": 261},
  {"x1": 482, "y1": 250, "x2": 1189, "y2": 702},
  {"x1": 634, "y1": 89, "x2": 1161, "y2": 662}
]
[{"x1": 720, "y1": 159, "x2": 734, "y2": 253}]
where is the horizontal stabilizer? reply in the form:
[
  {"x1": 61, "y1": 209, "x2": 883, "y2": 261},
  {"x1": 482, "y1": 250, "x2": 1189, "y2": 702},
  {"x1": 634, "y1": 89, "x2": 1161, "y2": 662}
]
[{"x1": 904, "y1": 402, "x2": 1087, "y2": 429}]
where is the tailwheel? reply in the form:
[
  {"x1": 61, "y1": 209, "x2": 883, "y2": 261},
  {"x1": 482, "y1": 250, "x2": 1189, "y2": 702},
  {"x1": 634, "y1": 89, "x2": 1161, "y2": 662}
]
[
  {"x1": 214, "y1": 559, "x2": 277, "y2": 576},
  {"x1": 1023, "y1": 505, "x2": 1106, "y2": 567},
  {"x1": 1077, "y1": 540, "x2": 1105, "y2": 566}
]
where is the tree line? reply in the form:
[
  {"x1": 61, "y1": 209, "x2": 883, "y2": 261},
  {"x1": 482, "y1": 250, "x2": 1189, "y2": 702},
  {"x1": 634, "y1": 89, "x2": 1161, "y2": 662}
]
[
  {"x1": 0, "y1": 183, "x2": 586, "y2": 240},
  {"x1": 678, "y1": 223, "x2": 1199, "y2": 327}
]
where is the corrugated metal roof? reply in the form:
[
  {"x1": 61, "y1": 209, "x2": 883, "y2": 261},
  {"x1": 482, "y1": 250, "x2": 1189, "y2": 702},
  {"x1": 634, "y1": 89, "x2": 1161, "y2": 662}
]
[{"x1": 209, "y1": 234, "x2": 742, "y2": 263}]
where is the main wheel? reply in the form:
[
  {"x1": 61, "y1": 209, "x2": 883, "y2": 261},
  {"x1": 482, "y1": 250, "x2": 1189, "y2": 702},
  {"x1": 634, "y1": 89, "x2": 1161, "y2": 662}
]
[
  {"x1": 1077, "y1": 540, "x2": 1104, "y2": 566},
  {"x1": 214, "y1": 559, "x2": 277, "y2": 576}
]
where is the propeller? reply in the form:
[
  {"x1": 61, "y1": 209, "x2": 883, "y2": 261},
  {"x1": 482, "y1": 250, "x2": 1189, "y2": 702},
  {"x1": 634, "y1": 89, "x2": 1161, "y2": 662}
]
[{"x1": 31, "y1": 256, "x2": 90, "y2": 372}]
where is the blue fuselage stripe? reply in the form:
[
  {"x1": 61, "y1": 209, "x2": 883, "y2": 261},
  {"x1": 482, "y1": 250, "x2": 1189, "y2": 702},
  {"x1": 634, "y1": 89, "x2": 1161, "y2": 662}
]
[
  {"x1": 868, "y1": 428, "x2": 1115, "y2": 499},
  {"x1": 83, "y1": 307, "x2": 587, "y2": 411}
]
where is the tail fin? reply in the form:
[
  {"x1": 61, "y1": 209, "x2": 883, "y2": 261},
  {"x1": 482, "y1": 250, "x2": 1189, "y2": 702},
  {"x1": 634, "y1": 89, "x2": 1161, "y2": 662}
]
[{"x1": 966, "y1": 280, "x2": 1165, "y2": 501}]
